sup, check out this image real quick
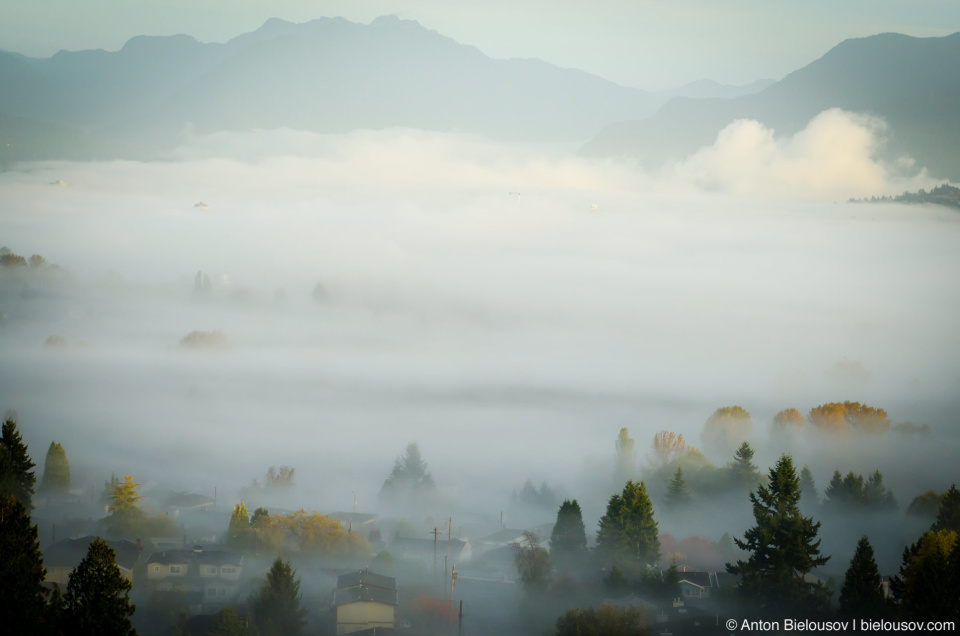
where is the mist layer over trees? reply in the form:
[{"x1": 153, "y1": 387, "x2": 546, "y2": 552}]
[{"x1": 1, "y1": 125, "x2": 959, "y2": 634}]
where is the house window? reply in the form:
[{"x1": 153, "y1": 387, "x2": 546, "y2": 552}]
[
  {"x1": 153, "y1": 566, "x2": 159, "y2": 573},
  {"x1": 221, "y1": 567, "x2": 236, "y2": 574},
  {"x1": 170, "y1": 566, "x2": 181, "y2": 574},
  {"x1": 219, "y1": 587, "x2": 228, "y2": 597},
  {"x1": 206, "y1": 566, "x2": 217, "y2": 575}
]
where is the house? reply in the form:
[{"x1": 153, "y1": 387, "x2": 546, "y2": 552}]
[
  {"x1": 163, "y1": 491, "x2": 216, "y2": 517},
  {"x1": 146, "y1": 545, "x2": 243, "y2": 611},
  {"x1": 333, "y1": 569, "x2": 398, "y2": 635},
  {"x1": 43, "y1": 536, "x2": 141, "y2": 587},
  {"x1": 677, "y1": 571, "x2": 714, "y2": 599},
  {"x1": 389, "y1": 536, "x2": 472, "y2": 564}
]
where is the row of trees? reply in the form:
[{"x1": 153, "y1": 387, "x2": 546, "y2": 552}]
[
  {"x1": 1, "y1": 415, "x2": 138, "y2": 634},
  {"x1": 525, "y1": 446, "x2": 958, "y2": 628},
  {"x1": 226, "y1": 503, "x2": 371, "y2": 560}
]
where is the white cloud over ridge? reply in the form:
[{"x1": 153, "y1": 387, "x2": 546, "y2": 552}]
[
  {"x1": 163, "y1": 108, "x2": 934, "y2": 200},
  {"x1": 668, "y1": 109, "x2": 930, "y2": 199}
]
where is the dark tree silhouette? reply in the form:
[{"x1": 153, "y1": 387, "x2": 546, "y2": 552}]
[
  {"x1": 250, "y1": 557, "x2": 307, "y2": 636},
  {"x1": 0, "y1": 495, "x2": 48, "y2": 633},
  {"x1": 839, "y1": 536, "x2": 887, "y2": 618},
  {"x1": 64, "y1": 537, "x2": 136, "y2": 635},
  {"x1": 0, "y1": 416, "x2": 37, "y2": 508},
  {"x1": 727, "y1": 455, "x2": 830, "y2": 615}
]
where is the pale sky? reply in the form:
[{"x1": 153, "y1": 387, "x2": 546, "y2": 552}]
[{"x1": 2, "y1": 1, "x2": 959, "y2": 89}]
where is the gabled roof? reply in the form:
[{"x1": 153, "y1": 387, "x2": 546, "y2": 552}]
[
  {"x1": 44, "y1": 536, "x2": 141, "y2": 571},
  {"x1": 389, "y1": 536, "x2": 469, "y2": 559},
  {"x1": 337, "y1": 570, "x2": 397, "y2": 591},
  {"x1": 147, "y1": 548, "x2": 243, "y2": 567},
  {"x1": 677, "y1": 571, "x2": 712, "y2": 589},
  {"x1": 333, "y1": 569, "x2": 398, "y2": 607},
  {"x1": 164, "y1": 492, "x2": 215, "y2": 509}
]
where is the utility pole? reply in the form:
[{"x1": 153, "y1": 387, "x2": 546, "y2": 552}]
[
  {"x1": 450, "y1": 563, "x2": 458, "y2": 604},
  {"x1": 430, "y1": 526, "x2": 441, "y2": 582}
]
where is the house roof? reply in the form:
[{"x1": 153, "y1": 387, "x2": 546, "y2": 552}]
[
  {"x1": 333, "y1": 585, "x2": 399, "y2": 607},
  {"x1": 677, "y1": 571, "x2": 712, "y2": 589},
  {"x1": 333, "y1": 569, "x2": 398, "y2": 607},
  {"x1": 713, "y1": 572, "x2": 740, "y2": 588},
  {"x1": 43, "y1": 536, "x2": 141, "y2": 571},
  {"x1": 337, "y1": 570, "x2": 397, "y2": 591},
  {"x1": 147, "y1": 548, "x2": 243, "y2": 567},
  {"x1": 479, "y1": 529, "x2": 527, "y2": 544},
  {"x1": 164, "y1": 492, "x2": 215, "y2": 509},
  {"x1": 389, "y1": 536, "x2": 469, "y2": 559}
]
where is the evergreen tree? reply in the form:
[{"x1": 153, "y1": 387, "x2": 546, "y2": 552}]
[
  {"x1": 207, "y1": 607, "x2": 244, "y2": 636},
  {"x1": 379, "y1": 442, "x2": 436, "y2": 502},
  {"x1": 41, "y1": 441, "x2": 70, "y2": 492},
  {"x1": 597, "y1": 480, "x2": 660, "y2": 569},
  {"x1": 898, "y1": 529, "x2": 958, "y2": 620},
  {"x1": 614, "y1": 428, "x2": 636, "y2": 485},
  {"x1": 839, "y1": 536, "x2": 886, "y2": 618},
  {"x1": 227, "y1": 501, "x2": 252, "y2": 551},
  {"x1": 64, "y1": 537, "x2": 137, "y2": 635},
  {"x1": 550, "y1": 500, "x2": 587, "y2": 563},
  {"x1": 0, "y1": 416, "x2": 37, "y2": 508},
  {"x1": 250, "y1": 557, "x2": 307, "y2": 636},
  {"x1": 932, "y1": 484, "x2": 960, "y2": 533},
  {"x1": 727, "y1": 455, "x2": 830, "y2": 615},
  {"x1": 824, "y1": 469, "x2": 896, "y2": 511},
  {"x1": 799, "y1": 466, "x2": 818, "y2": 504},
  {"x1": 729, "y1": 442, "x2": 759, "y2": 491},
  {"x1": 665, "y1": 466, "x2": 692, "y2": 506},
  {"x1": 0, "y1": 495, "x2": 48, "y2": 633}
]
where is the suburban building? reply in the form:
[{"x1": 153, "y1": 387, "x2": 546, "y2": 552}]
[
  {"x1": 389, "y1": 536, "x2": 472, "y2": 564},
  {"x1": 146, "y1": 545, "x2": 243, "y2": 611},
  {"x1": 43, "y1": 536, "x2": 141, "y2": 587},
  {"x1": 332, "y1": 569, "x2": 398, "y2": 635}
]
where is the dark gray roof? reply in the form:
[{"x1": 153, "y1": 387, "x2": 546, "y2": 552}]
[
  {"x1": 147, "y1": 548, "x2": 243, "y2": 567},
  {"x1": 337, "y1": 570, "x2": 397, "y2": 591},
  {"x1": 713, "y1": 572, "x2": 740, "y2": 588},
  {"x1": 333, "y1": 569, "x2": 398, "y2": 607},
  {"x1": 43, "y1": 536, "x2": 141, "y2": 571},
  {"x1": 677, "y1": 571, "x2": 712, "y2": 589},
  {"x1": 333, "y1": 585, "x2": 398, "y2": 607},
  {"x1": 389, "y1": 537, "x2": 468, "y2": 559}
]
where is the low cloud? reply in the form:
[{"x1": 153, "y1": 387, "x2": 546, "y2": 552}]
[{"x1": 667, "y1": 109, "x2": 932, "y2": 199}]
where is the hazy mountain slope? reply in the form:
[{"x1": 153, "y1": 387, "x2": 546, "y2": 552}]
[
  {"x1": 582, "y1": 32, "x2": 960, "y2": 180},
  {"x1": 128, "y1": 15, "x2": 660, "y2": 143}
]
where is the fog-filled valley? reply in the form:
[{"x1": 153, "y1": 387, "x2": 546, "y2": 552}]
[{"x1": 3, "y1": 10, "x2": 960, "y2": 636}]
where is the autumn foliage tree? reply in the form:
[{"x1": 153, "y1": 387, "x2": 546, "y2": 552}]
[
  {"x1": 808, "y1": 402, "x2": 890, "y2": 434},
  {"x1": 773, "y1": 408, "x2": 805, "y2": 429},
  {"x1": 701, "y1": 406, "x2": 752, "y2": 455},
  {"x1": 651, "y1": 430, "x2": 689, "y2": 466}
]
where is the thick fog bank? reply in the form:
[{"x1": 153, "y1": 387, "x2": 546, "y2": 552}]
[{"x1": 1, "y1": 127, "x2": 958, "y2": 534}]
